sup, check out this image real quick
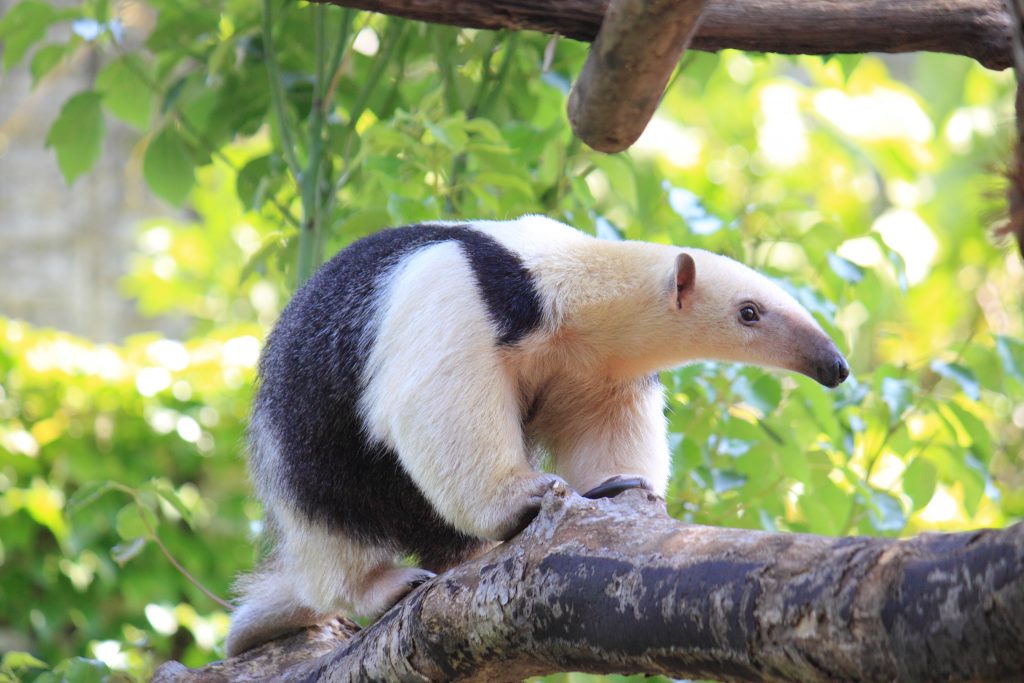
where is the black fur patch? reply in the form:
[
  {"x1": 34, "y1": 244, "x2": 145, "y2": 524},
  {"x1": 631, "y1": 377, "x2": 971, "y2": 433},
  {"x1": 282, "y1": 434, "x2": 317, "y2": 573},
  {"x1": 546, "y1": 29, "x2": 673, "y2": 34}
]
[{"x1": 252, "y1": 224, "x2": 543, "y2": 568}]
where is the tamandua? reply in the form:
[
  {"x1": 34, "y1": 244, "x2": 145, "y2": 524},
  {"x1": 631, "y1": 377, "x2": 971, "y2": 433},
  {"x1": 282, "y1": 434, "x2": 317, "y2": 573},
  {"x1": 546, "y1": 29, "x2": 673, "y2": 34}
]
[{"x1": 226, "y1": 215, "x2": 849, "y2": 656}]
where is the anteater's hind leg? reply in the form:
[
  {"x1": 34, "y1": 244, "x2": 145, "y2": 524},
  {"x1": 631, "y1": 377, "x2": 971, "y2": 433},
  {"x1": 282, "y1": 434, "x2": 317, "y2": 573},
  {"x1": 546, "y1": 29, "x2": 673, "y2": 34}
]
[{"x1": 225, "y1": 508, "x2": 433, "y2": 657}]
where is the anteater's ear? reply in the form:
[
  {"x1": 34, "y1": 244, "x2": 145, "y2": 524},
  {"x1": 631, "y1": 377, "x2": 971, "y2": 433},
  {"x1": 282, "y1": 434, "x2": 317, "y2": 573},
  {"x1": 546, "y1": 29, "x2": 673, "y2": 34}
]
[{"x1": 675, "y1": 253, "x2": 696, "y2": 309}]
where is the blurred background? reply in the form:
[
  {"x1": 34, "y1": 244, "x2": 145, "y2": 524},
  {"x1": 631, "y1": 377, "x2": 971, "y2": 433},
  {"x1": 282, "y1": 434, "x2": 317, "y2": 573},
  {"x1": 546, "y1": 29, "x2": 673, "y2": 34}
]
[{"x1": 0, "y1": 0, "x2": 1022, "y2": 681}]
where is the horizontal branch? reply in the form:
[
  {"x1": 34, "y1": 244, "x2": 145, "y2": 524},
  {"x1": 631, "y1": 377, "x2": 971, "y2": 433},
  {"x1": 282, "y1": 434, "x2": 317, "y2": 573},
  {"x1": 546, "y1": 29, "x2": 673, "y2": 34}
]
[
  {"x1": 156, "y1": 488, "x2": 1024, "y2": 682},
  {"x1": 313, "y1": 0, "x2": 1013, "y2": 71}
]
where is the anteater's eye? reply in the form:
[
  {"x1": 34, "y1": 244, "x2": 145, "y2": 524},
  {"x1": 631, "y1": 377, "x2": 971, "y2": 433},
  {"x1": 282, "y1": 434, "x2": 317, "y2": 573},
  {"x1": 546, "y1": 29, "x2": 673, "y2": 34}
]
[{"x1": 739, "y1": 305, "x2": 760, "y2": 324}]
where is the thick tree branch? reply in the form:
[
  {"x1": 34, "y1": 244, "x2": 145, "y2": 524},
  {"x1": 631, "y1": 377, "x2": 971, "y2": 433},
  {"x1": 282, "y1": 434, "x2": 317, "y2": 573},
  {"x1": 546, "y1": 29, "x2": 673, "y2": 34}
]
[
  {"x1": 156, "y1": 488, "x2": 1024, "y2": 682},
  {"x1": 313, "y1": 0, "x2": 1013, "y2": 71}
]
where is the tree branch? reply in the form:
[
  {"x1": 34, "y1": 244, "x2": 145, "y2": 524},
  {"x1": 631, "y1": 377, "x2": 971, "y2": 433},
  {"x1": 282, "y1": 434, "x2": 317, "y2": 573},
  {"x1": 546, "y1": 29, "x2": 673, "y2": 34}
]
[
  {"x1": 311, "y1": 0, "x2": 1013, "y2": 71},
  {"x1": 155, "y1": 488, "x2": 1024, "y2": 682}
]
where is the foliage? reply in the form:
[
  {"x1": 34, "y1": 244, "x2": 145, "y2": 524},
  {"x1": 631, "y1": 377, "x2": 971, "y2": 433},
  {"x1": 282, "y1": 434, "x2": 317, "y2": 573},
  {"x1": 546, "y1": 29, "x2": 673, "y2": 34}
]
[{"x1": 0, "y1": 0, "x2": 1022, "y2": 681}]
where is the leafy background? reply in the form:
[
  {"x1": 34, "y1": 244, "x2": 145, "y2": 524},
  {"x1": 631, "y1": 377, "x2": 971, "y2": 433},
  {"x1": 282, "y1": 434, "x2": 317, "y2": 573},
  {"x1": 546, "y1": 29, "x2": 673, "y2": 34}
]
[{"x1": 1, "y1": 0, "x2": 1022, "y2": 681}]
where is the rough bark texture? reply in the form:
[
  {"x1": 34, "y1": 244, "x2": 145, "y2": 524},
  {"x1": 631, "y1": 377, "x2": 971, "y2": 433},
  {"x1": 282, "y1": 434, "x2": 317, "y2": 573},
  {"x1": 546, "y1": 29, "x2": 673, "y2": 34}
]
[
  {"x1": 567, "y1": 0, "x2": 708, "y2": 152},
  {"x1": 155, "y1": 488, "x2": 1024, "y2": 683},
  {"x1": 313, "y1": 0, "x2": 1013, "y2": 71}
]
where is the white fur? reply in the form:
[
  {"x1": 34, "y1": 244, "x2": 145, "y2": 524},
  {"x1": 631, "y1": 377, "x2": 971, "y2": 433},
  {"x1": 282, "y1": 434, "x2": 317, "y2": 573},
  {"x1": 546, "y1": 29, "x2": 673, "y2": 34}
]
[
  {"x1": 227, "y1": 504, "x2": 430, "y2": 656},
  {"x1": 360, "y1": 241, "x2": 551, "y2": 539}
]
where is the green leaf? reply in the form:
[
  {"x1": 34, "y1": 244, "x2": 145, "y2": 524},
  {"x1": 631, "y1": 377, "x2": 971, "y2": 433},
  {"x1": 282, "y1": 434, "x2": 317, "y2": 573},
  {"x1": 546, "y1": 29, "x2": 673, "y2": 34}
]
[
  {"x1": 0, "y1": 1, "x2": 58, "y2": 70},
  {"x1": 96, "y1": 55, "x2": 154, "y2": 129},
  {"x1": 827, "y1": 252, "x2": 865, "y2": 284},
  {"x1": 144, "y1": 480, "x2": 194, "y2": 528},
  {"x1": 996, "y1": 335, "x2": 1024, "y2": 382},
  {"x1": 66, "y1": 481, "x2": 115, "y2": 514},
  {"x1": 733, "y1": 373, "x2": 782, "y2": 416},
  {"x1": 778, "y1": 442, "x2": 811, "y2": 481},
  {"x1": 930, "y1": 361, "x2": 980, "y2": 400},
  {"x1": 114, "y1": 503, "x2": 156, "y2": 540},
  {"x1": 29, "y1": 43, "x2": 66, "y2": 86},
  {"x1": 236, "y1": 154, "x2": 285, "y2": 210},
  {"x1": 143, "y1": 126, "x2": 195, "y2": 205},
  {"x1": 945, "y1": 402, "x2": 992, "y2": 464},
  {"x1": 45, "y1": 91, "x2": 105, "y2": 184},
  {"x1": 903, "y1": 457, "x2": 937, "y2": 511},
  {"x1": 1, "y1": 652, "x2": 47, "y2": 672},
  {"x1": 239, "y1": 232, "x2": 288, "y2": 284},
  {"x1": 801, "y1": 473, "x2": 852, "y2": 535},
  {"x1": 711, "y1": 470, "x2": 747, "y2": 494},
  {"x1": 672, "y1": 435, "x2": 702, "y2": 472},
  {"x1": 55, "y1": 657, "x2": 110, "y2": 683},
  {"x1": 887, "y1": 248, "x2": 908, "y2": 293}
]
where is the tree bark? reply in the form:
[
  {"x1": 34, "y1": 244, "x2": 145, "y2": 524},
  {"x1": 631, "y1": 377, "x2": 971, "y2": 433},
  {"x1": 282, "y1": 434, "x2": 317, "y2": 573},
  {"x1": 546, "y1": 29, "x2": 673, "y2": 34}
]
[
  {"x1": 155, "y1": 487, "x2": 1024, "y2": 683},
  {"x1": 313, "y1": 0, "x2": 1013, "y2": 71}
]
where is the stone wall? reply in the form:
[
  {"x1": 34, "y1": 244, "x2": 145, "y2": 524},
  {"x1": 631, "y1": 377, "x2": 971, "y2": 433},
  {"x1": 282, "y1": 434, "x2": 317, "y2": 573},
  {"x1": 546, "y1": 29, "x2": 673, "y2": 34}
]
[{"x1": 0, "y1": 0, "x2": 167, "y2": 343}]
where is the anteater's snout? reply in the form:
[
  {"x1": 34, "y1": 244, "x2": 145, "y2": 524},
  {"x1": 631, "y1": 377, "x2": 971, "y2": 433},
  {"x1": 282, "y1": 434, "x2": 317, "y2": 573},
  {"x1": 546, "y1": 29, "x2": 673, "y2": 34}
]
[{"x1": 816, "y1": 355, "x2": 849, "y2": 388}]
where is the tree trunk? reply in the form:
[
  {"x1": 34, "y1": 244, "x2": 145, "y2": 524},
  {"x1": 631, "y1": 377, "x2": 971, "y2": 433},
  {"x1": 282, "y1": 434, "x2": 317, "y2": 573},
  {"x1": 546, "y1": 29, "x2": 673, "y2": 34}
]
[
  {"x1": 313, "y1": 0, "x2": 1013, "y2": 71},
  {"x1": 155, "y1": 487, "x2": 1024, "y2": 683}
]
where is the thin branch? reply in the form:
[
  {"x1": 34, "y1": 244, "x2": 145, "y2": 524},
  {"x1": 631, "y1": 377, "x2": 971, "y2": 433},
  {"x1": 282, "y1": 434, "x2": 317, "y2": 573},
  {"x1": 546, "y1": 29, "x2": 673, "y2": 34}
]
[
  {"x1": 262, "y1": 0, "x2": 303, "y2": 178},
  {"x1": 322, "y1": 9, "x2": 357, "y2": 112},
  {"x1": 296, "y1": 3, "x2": 330, "y2": 286},
  {"x1": 134, "y1": 497, "x2": 234, "y2": 612}
]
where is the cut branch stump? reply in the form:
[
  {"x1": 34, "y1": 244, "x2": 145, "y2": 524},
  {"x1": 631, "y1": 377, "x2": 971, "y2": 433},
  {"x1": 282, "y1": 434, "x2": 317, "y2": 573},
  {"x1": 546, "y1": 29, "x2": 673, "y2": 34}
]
[{"x1": 566, "y1": 0, "x2": 708, "y2": 152}]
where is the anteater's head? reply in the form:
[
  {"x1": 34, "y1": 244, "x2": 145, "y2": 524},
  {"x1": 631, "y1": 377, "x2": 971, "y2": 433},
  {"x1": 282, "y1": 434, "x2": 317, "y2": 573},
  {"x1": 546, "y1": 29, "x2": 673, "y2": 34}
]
[{"x1": 672, "y1": 250, "x2": 849, "y2": 388}]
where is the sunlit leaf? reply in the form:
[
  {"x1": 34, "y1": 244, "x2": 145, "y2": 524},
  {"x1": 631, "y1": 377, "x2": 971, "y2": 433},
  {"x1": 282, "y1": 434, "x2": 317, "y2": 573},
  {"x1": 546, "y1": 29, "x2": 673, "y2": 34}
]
[
  {"x1": 945, "y1": 402, "x2": 992, "y2": 464},
  {"x1": 0, "y1": 0, "x2": 58, "y2": 70},
  {"x1": 2, "y1": 651, "x2": 47, "y2": 671},
  {"x1": 144, "y1": 480, "x2": 194, "y2": 528}
]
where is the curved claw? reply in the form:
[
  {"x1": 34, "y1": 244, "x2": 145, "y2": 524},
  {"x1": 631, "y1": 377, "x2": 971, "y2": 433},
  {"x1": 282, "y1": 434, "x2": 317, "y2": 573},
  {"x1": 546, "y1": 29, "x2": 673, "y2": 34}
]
[{"x1": 582, "y1": 476, "x2": 654, "y2": 500}]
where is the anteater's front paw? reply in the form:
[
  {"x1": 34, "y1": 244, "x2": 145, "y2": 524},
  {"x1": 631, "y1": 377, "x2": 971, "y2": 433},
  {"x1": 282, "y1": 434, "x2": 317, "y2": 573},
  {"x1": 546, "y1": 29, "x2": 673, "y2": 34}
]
[
  {"x1": 496, "y1": 472, "x2": 567, "y2": 541},
  {"x1": 582, "y1": 475, "x2": 655, "y2": 500}
]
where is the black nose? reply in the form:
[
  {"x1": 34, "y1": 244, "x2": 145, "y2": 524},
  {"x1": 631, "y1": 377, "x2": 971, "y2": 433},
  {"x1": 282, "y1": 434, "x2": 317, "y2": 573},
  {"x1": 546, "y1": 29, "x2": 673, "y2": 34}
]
[{"x1": 817, "y1": 356, "x2": 850, "y2": 388}]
